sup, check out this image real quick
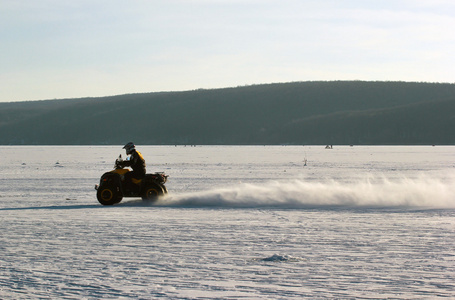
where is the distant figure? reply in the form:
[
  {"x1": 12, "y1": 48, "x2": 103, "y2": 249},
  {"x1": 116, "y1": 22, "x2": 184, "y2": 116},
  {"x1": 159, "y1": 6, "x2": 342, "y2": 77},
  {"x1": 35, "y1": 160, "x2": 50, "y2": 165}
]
[{"x1": 121, "y1": 142, "x2": 146, "y2": 183}]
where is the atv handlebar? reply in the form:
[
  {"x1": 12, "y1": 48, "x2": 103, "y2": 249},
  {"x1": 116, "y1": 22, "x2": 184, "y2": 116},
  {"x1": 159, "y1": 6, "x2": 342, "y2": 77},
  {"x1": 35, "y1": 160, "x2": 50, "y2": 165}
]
[{"x1": 115, "y1": 155, "x2": 124, "y2": 169}]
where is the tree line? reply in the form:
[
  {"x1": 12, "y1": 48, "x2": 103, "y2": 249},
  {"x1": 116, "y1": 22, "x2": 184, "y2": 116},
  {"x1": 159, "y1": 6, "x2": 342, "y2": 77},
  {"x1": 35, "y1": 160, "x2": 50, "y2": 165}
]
[{"x1": 1, "y1": 81, "x2": 454, "y2": 145}]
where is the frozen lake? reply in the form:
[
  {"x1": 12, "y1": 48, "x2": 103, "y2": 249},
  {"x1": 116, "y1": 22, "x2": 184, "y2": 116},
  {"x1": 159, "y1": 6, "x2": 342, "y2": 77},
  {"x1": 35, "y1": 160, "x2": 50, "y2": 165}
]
[{"x1": 1, "y1": 145, "x2": 454, "y2": 298}]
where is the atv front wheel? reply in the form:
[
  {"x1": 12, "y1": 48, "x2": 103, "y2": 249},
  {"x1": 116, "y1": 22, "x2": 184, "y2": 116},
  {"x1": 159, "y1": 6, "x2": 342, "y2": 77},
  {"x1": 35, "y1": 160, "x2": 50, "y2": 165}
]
[
  {"x1": 142, "y1": 183, "x2": 165, "y2": 201},
  {"x1": 97, "y1": 185, "x2": 122, "y2": 205}
]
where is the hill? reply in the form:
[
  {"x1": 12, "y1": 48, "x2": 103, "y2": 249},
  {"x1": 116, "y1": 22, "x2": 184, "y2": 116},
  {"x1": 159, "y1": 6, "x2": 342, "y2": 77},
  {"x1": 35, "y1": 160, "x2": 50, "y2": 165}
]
[{"x1": 1, "y1": 81, "x2": 455, "y2": 145}]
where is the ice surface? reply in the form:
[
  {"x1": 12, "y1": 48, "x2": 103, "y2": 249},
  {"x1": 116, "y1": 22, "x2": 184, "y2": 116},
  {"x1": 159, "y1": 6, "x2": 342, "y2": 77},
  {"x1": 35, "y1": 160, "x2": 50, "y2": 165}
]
[{"x1": 0, "y1": 145, "x2": 454, "y2": 298}]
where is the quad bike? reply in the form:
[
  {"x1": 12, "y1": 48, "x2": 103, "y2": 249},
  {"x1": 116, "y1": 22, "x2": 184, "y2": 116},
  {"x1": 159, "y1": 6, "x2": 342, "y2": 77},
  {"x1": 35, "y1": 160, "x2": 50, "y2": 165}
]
[{"x1": 95, "y1": 155, "x2": 168, "y2": 205}]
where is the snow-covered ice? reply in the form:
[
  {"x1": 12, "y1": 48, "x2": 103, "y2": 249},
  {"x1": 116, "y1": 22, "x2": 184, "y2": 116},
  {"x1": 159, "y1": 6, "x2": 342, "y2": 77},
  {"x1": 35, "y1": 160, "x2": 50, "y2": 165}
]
[{"x1": 0, "y1": 145, "x2": 454, "y2": 299}]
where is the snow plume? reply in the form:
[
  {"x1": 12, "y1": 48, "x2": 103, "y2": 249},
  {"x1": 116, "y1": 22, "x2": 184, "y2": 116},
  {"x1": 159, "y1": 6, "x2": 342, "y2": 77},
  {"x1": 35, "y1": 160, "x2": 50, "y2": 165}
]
[{"x1": 158, "y1": 175, "x2": 455, "y2": 209}]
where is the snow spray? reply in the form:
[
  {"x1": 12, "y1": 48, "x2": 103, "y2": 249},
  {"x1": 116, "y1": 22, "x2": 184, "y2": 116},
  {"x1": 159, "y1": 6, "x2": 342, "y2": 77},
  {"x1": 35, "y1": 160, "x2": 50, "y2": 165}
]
[{"x1": 157, "y1": 174, "x2": 455, "y2": 209}]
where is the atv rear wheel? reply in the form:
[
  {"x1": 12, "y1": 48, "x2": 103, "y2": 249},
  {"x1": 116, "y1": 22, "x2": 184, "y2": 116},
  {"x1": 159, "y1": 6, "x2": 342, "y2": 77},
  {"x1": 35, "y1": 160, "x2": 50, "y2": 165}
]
[
  {"x1": 97, "y1": 185, "x2": 122, "y2": 205},
  {"x1": 142, "y1": 183, "x2": 165, "y2": 201}
]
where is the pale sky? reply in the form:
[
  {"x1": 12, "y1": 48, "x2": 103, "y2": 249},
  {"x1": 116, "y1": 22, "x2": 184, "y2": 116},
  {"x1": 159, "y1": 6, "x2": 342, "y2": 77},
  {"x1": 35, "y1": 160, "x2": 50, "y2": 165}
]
[{"x1": 1, "y1": 0, "x2": 454, "y2": 102}]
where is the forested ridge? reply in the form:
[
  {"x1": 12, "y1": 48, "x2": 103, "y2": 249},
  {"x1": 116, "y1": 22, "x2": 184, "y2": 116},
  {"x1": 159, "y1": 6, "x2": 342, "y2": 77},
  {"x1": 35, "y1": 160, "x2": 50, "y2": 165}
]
[{"x1": 1, "y1": 81, "x2": 454, "y2": 145}]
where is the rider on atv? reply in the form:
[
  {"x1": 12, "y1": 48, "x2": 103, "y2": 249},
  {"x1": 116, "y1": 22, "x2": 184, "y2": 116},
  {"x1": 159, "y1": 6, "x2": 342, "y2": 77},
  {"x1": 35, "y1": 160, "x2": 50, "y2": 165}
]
[
  {"x1": 95, "y1": 142, "x2": 168, "y2": 205},
  {"x1": 121, "y1": 142, "x2": 146, "y2": 188}
]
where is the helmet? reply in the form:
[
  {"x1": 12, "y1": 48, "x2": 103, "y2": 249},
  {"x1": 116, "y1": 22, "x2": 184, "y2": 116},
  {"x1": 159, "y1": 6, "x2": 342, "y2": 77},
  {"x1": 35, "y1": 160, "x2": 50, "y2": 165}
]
[{"x1": 123, "y1": 142, "x2": 135, "y2": 154}]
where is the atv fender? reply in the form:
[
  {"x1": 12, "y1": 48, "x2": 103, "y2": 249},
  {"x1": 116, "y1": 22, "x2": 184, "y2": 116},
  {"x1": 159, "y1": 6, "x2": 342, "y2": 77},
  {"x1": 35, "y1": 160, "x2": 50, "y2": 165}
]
[{"x1": 99, "y1": 172, "x2": 122, "y2": 190}]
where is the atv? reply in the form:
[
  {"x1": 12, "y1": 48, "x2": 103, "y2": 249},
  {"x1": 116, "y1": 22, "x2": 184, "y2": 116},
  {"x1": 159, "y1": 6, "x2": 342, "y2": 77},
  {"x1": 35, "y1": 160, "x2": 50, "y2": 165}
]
[{"x1": 95, "y1": 155, "x2": 168, "y2": 205}]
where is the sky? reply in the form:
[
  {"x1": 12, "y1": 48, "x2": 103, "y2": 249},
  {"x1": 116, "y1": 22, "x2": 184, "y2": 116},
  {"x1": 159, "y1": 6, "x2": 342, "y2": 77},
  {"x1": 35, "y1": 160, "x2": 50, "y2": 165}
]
[{"x1": 1, "y1": 0, "x2": 454, "y2": 102}]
